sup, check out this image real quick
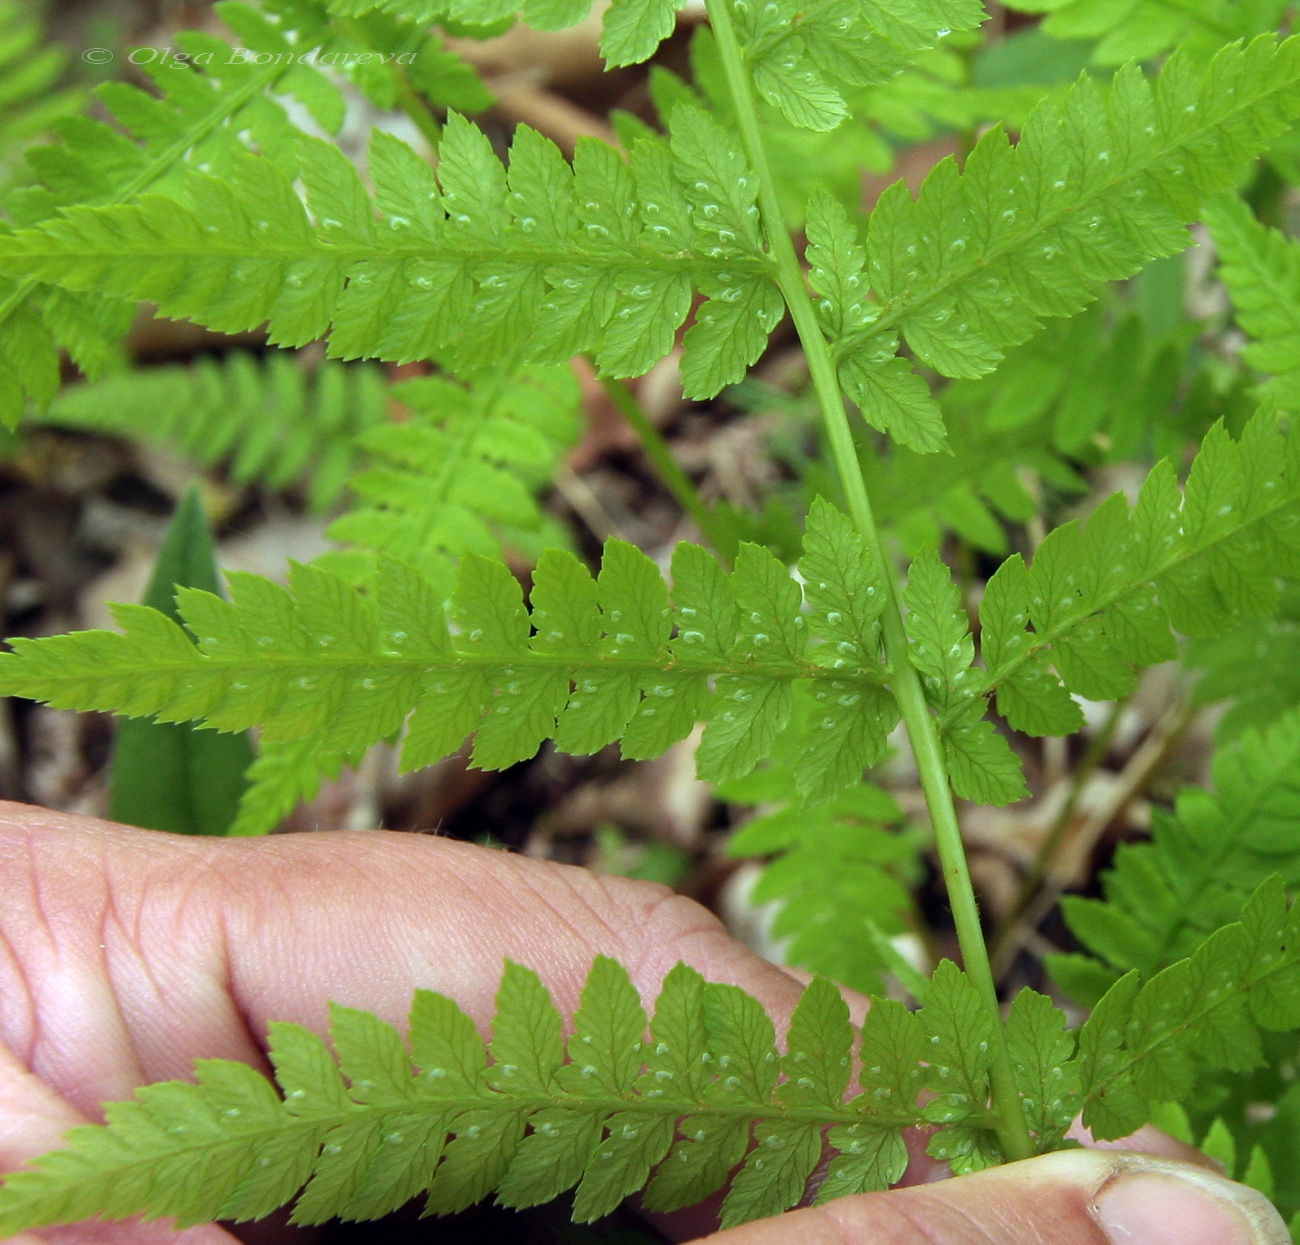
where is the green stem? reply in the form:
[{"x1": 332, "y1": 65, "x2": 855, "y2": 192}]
[
  {"x1": 596, "y1": 373, "x2": 733, "y2": 565},
  {"x1": 703, "y1": 0, "x2": 1033, "y2": 1162}
]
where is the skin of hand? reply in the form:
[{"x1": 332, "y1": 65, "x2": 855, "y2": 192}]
[{"x1": 0, "y1": 802, "x2": 1287, "y2": 1245}]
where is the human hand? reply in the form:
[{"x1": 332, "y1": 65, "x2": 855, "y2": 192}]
[{"x1": 0, "y1": 803, "x2": 1285, "y2": 1245}]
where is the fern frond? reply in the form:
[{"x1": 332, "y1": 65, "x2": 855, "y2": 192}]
[
  {"x1": 1006, "y1": 0, "x2": 1283, "y2": 66},
  {"x1": 812, "y1": 36, "x2": 1300, "y2": 449},
  {"x1": 0, "y1": 1, "x2": 81, "y2": 188},
  {"x1": 5, "y1": 921, "x2": 1298, "y2": 1231},
  {"x1": 0, "y1": 0, "x2": 346, "y2": 426},
  {"x1": 0, "y1": 112, "x2": 780, "y2": 400},
  {"x1": 1188, "y1": 583, "x2": 1300, "y2": 740},
  {"x1": 0, "y1": 500, "x2": 896, "y2": 790},
  {"x1": 722, "y1": 739, "x2": 922, "y2": 996},
  {"x1": 1049, "y1": 709, "x2": 1300, "y2": 1006},
  {"x1": 731, "y1": 0, "x2": 986, "y2": 133},
  {"x1": 33, "y1": 352, "x2": 388, "y2": 513},
  {"x1": 1205, "y1": 193, "x2": 1300, "y2": 406},
  {"x1": 882, "y1": 408, "x2": 1300, "y2": 802},
  {"x1": 323, "y1": 366, "x2": 582, "y2": 591},
  {"x1": 924, "y1": 411, "x2": 1300, "y2": 805},
  {"x1": 1078, "y1": 878, "x2": 1300, "y2": 1140},
  {"x1": 319, "y1": 0, "x2": 686, "y2": 67},
  {"x1": 0, "y1": 954, "x2": 1079, "y2": 1232}
]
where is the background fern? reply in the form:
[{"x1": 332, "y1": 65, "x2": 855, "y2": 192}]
[
  {"x1": 0, "y1": 2, "x2": 81, "y2": 193},
  {"x1": 0, "y1": 0, "x2": 348, "y2": 426},
  {"x1": 320, "y1": 364, "x2": 581, "y2": 590},
  {"x1": 4, "y1": 0, "x2": 1300, "y2": 1231},
  {"x1": 1005, "y1": 0, "x2": 1286, "y2": 65},
  {"x1": 32, "y1": 352, "x2": 389, "y2": 514},
  {"x1": 720, "y1": 722, "x2": 926, "y2": 998},
  {"x1": 1050, "y1": 709, "x2": 1300, "y2": 1003}
]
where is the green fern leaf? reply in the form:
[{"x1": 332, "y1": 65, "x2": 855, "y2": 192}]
[
  {"x1": 920, "y1": 960, "x2": 1001, "y2": 1173},
  {"x1": 227, "y1": 733, "x2": 361, "y2": 837},
  {"x1": 1187, "y1": 584, "x2": 1300, "y2": 741},
  {"x1": 1078, "y1": 878, "x2": 1300, "y2": 1140},
  {"x1": 0, "y1": 512, "x2": 898, "y2": 794},
  {"x1": 0, "y1": 1, "x2": 82, "y2": 183},
  {"x1": 1053, "y1": 709, "x2": 1300, "y2": 1001},
  {"x1": 724, "y1": 733, "x2": 919, "y2": 996},
  {"x1": 0, "y1": 1, "x2": 346, "y2": 426},
  {"x1": 938, "y1": 411, "x2": 1300, "y2": 808},
  {"x1": 805, "y1": 190, "x2": 947, "y2": 452},
  {"x1": 323, "y1": 365, "x2": 581, "y2": 591},
  {"x1": 1204, "y1": 193, "x2": 1300, "y2": 406},
  {"x1": 35, "y1": 352, "x2": 388, "y2": 513},
  {"x1": 826, "y1": 36, "x2": 1300, "y2": 449},
  {"x1": 1005, "y1": 989, "x2": 1081, "y2": 1152},
  {"x1": 816, "y1": 998, "x2": 920, "y2": 1201},
  {"x1": 0, "y1": 960, "x2": 931, "y2": 1233},
  {"x1": 901, "y1": 551, "x2": 1027, "y2": 804},
  {"x1": 274, "y1": 1, "x2": 494, "y2": 116},
  {"x1": 601, "y1": 0, "x2": 685, "y2": 66},
  {"x1": 4, "y1": 941, "x2": 1290, "y2": 1234},
  {"x1": 0, "y1": 113, "x2": 778, "y2": 399},
  {"x1": 734, "y1": 0, "x2": 985, "y2": 133}
]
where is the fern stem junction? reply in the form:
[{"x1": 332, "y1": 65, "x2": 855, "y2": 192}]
[{"x1": 701, "y1": 0, "x2": 1034, "y2": 1163}]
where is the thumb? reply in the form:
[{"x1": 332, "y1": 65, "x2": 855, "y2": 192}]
[{"x1": 697, "y1": 1150, "x2": 1289, "y2": 1245}]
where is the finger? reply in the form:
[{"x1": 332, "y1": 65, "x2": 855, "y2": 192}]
[
  {"x1": 0, "y1": 809, "x2": 806, "y2": 1105},
  {"x1": 219, "y1": 827, "x2": 808, "y2": 1040},
  {"x1": 695, "y1": 1150, "x2": 1290, "y2": 1245},
  {"x1": 1068, "y1": 1120, "x2": 1219, "y2": 1168}
]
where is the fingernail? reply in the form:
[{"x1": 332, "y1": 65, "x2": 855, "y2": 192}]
[{"x1": 1095, "y1": 1159, "x2": 1290, "y2": 1245}]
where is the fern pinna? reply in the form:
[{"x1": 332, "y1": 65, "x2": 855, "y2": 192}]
[
  {"x1": 11, "y1": 407, "x2": 1299, "y2": 801},
  {"x1": 3, "y1": 888, "x2": 1300, "y2": 1235},
  {"x1": 4, "y1": 0, "x2": 1300, "y2": 1233}
]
